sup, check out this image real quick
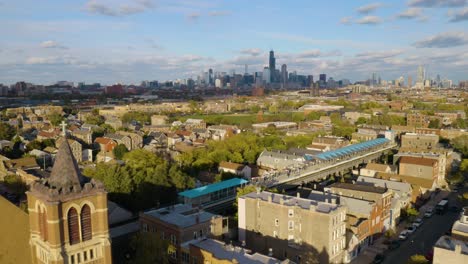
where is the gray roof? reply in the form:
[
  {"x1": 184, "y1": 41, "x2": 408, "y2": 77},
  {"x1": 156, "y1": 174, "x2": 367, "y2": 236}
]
[
  {"x1": 191, "y1": 239, "x2": 284, "y2": 264},
  {"x1": 48, "y1": 138, "x2": 84, "y2": 189},
  {"x1": 243, "y1": 191, "x2": 340, "y2": 214},
  {"x1": 356, "y1": 176, "x2": 412, "y2": 194},
  {"x1": 143, "y1": 204, "x2": 216, "y2": 228},
  {"x1": 304, "y1": 190, "x2": 373, "y2": 217}
]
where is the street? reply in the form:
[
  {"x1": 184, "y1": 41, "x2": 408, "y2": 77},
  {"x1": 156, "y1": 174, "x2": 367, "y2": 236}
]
[{"x1": 382, "y1": 193, "x2": 461, "y2": 264}]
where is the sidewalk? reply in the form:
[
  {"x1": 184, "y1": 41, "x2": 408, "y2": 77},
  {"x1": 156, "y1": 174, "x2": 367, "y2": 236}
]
[{"x1": 350, "y1": 191, "x2": 450, "y2": 264}]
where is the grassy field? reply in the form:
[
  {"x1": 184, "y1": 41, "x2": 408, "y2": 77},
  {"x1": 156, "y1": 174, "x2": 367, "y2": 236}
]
[{"x1": 178, "y1": 112, "x2": 308, "y2": 129}]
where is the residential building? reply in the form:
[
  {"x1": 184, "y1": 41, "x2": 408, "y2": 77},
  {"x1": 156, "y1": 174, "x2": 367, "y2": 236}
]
[
  {"x1": 71, "y1": 128, "x2": 93, "y2": 145},
  {"x1": 218, "y1": 161, "x2": 252, "y2": 179},
  {"x1": 56, "y1": 137, "x2": 83, "y2": 163},
  {"x1": 256, "y1": 150, "x2": 306, "y2": 170},
  {"x1": 139, "y1": 204, "x2": 226, "y2": 263},
  {"x1": 94, "y1": 137, "x2": 118, "y2": 152},
  {"x1": 398, "y1": 156, "x2": 439, "y2": 186},
  {"x1": 184, "y1": 119, "x2": 207, "y2": 129},
  {"x1": 325, "y1": 183, "x2": 393, "y2": 231},
  {"x1": 360, "y1": 163, "x2": 394, "y2": 177},
  {"x1": 407, "y1": 113, "x2": 430, "y2": 128},
  {"x1": 116, "y1": 131, "x2": 143, "y2": 150},
  {"x1": 401, "y1": 133, "x2": 439, "y2": 150},
  {"x1": 151, "y1": 115, "x2": 168, "y2": 126},
  {"x1": 238, "y1": 190, "x2": 347, "y2": 263},
  {"x1": 308, "y1": 136, "x2": 349, "y2": 152}
]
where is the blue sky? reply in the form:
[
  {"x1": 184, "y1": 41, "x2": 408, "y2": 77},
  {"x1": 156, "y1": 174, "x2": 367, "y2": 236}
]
[{"x1": 0, "y1": 0, "x2": 467, "y2": 84}]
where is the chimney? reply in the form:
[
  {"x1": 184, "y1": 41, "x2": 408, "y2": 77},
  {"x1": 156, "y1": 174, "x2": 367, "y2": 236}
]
[{"x1": 297, "y1": 192, "x2": 301, "y2": 198}]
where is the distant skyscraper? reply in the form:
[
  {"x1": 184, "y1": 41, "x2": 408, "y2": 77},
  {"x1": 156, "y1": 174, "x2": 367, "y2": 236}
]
[
  {"x1": 408, "y1": 76, "x2": 412, "y2": 88},
  {"x1": 417, "y1": 65, "x2": 425, "y2": 83},
  {"x1": 269, "y1": 50, "x2": 276, "y2": 82},
  {"x1": 209, "y1": 68, "x2": 214, "y2": 85},
  {"x1": 263, "y1": 67, "x2": 271, "y2": 84},
  {"x1": 319, "y1": 74, "x2": 326, "y2": 82},
  {"x1": 281, "y1": 64, "x2": 288, "y2": 84}
]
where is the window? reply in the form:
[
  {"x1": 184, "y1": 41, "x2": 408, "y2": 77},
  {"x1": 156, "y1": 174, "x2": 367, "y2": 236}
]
[
  {"x1": 71, "y1": 255, "x2": 75, "y2": 264},
  {"x1": 199, "y1": 229, "x2": 203, "y2": 238},
  {"x1": 90, "y1": 249, "x2": 94, "y2": 259},
  {"x1": 170, "y1": 234, "x2": 177, "y2": 245},
  {"x1": 181, "y1": 252, "x2": 190, "y2": 263},
  {"x1": 81, "y1": 205, "x2": 92, "y2": 241},
  {"x1": 142, "y1": 223, "x2": 148, "y2": 232},
  {"x1": 38, "y1": 207, "x2": 48, "y2": 241},
  {"x1": 191, "y1": 256, "x2": 198, "y2": 264},
  {"x1": 275, "y1": 219, "x2": 279, "y2": 226},
  {"x1": 68, "y1": 208, "x2": 80, "y2": 245},
  {"x1": 288, "y1": 209, "x2": 294, "y2": 217},
  {"x1": 83, "y1": 251, "x2": 88, "y2": 261},
  {"x1": 161, "y1": 231, "x2": 165, "y2": 240},
  {"x1": 288, "y1": 220, "x2": 294, "y2": 230},
  {"x1": 77, "y1": 253, "x2": 81, "y2": 263},
  {"x1": 193, "y1": 231, "x2": 197, "y2": 240}
]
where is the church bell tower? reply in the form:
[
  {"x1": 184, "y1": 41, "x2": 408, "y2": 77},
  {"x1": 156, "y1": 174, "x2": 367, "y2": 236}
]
[{"x1": 27, "y1": 140, "x2": 112, "y2": 264}]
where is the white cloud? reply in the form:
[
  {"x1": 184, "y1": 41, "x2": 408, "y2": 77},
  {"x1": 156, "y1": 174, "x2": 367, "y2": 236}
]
[
  {"x1": 413, "y1": 32, "x2": 468, "y2": 48},
  {"x1": 40, "y1": 40, "x2": 68, "y2": 49},
  {"x1": 448, "y1": 7, "x2": 468, "y2": 22},
  {"x1": 357, "y1": 3, "x2": 384, "y2": 14},
  {"x1": 85, "y1": 0, "x2": 155, "y2": 16},
  {"x1": 397, "y1": 8, "x2": 423, "y2": 19},
  {"x1": 408, "y1": 0, "x2": 467, "y2": 8},
  {"x1": 240, "y1": 48, "x2": 262, "y2": 56},
  {"x1": 356, "y1": 16, "x2": 383, "y2": 24}
]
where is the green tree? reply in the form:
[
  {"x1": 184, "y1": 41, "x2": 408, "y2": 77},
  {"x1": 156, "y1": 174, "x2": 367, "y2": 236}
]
[
  {"x1": 452, "y1": 135, "x2": 468, "y2": 157},
  {"x1": 453, "y1": 118, "x2": 467, "y2": 129},
  {"x1": 0, "y1": 123, "x2": 15, "y2": 140},
  {"x1": 26, "y1": 140, "x2": 44, "y2": 151},
  {"x1": 47, "y1": 112, "x2": 64, "y2": 127},
  {"x1": 85, "y1": 114, "x2": 105, "y2": 126},
  {"x1": 42, "y1": 139, "x2": 56, "y2": 148},
  {"x1": 113, "y1": 144, "x2": 129, "y2": 160},
  {"x1": 355, "y1": 117, "x2": 368, "y2": 125},
  {"x1": 168, "y1": 165, "x2": 194, "y2": 190},
  {"x1": 428, "y1": 119, "x2": 440, "y2": 129},
  {"x1": 404, "y1": 207, "x2": 419, "y2": 221},
  {"x1": 122, "y1": 112, "x2": 151, "y2": 125},
  {"x1": 128, "y1": 232, "x2": 169, "y2": 264}
]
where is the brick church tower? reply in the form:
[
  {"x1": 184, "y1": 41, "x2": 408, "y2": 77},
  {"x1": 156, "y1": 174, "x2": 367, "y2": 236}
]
[{"x1": 27, "y1": 140, "x2": 112, "y2": 264}]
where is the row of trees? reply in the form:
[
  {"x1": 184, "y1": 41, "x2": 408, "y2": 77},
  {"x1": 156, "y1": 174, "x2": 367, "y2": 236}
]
[
  {"x1": 83, "y1": 149, "x2": 194, "y2": 212},
  {"x1": 176, "y1": 131, "x2": 321, "y2": 175}
]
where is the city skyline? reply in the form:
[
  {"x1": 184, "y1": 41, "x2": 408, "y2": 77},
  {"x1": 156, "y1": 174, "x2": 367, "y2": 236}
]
[{"x1": 0, "y1": 0, "x2": 467, "y2": 84}]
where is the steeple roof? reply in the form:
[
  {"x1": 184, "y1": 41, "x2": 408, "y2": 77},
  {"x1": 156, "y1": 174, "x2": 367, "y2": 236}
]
[{"x1": 48, "y1": 138, "x2": 83, "y2": 189}]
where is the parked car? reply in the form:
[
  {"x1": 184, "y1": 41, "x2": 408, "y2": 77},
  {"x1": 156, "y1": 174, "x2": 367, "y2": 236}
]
[
  {"x1": 413, "y1": 218, "x2": 423, "y2": 228},
  {"x1": 424, "y1": 208, "x2": 434, "y2": 218},
  {"x1": 399, "y1": 230, "x2": 409, "y2": 240},
  {"x1": 373, "y1": 254, "x2": 385, "y2": 264},
  {"x1": 406, "y1": 226, "x2": 417, "y2": 234}
]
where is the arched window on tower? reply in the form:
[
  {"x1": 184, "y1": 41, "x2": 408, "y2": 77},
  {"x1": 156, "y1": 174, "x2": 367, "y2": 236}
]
[
  {"x1": 38, "y1": 206, "x2": 48, "y2": 241},
  {"x1": 81, "y1": 205, "x2": 92, "y2": 241},
  {"x1": 68, "y1": 208, "x2": 80, "y2": 245}
]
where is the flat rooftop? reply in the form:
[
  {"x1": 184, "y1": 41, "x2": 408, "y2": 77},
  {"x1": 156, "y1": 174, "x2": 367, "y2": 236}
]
[
  {"x1": 143, "y1": 204, "x2": 216, "y2": 228},
  {"x1": 191, "y1": 238, "x2": 284, "y2": 264},
  {"x1": 328, "y1": 182, "x2": 388, "y2": 194},
  {"x1": 179, "y1": 178, "x2": 248, "y2": 199},
  {"x1": 242, "y1": 191, "x2": 340, "y2": 214}
]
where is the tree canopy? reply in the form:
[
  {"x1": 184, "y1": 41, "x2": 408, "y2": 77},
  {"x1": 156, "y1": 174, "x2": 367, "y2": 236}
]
[
  {"x1": 83, "y1": 149, "x2": 194, "y2": 211},
  {"x1": 0, "y1": 123, "x2": 15, "y2": 140},
  {"x1": 113, "y1": 144, "x2": 129, "y2": 160}
]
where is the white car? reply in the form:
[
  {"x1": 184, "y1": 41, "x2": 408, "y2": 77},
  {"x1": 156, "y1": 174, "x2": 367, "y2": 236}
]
[
  {"x1": 399, "y1": 230, "x2": 409, "y2": 240},
  {"x1": 424, "y1": 208, "x2": 434, "y2": 218},
  {"x1": 413, "y1": 218, "x2": 423, "y2": 228}
]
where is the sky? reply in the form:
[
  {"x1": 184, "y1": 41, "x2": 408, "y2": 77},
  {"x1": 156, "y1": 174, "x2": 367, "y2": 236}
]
[{"x1": 0, "y1": 0, "x2": 467, "y2": 85}]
